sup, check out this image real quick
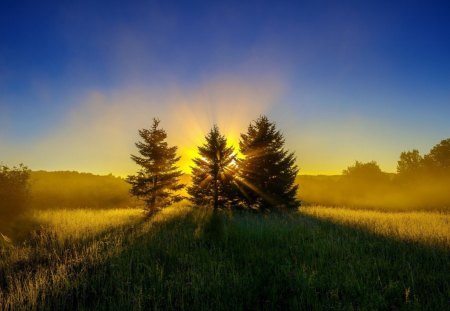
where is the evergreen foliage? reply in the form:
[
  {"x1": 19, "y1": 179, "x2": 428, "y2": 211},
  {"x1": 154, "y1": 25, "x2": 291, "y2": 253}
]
[
  {"x1": 188, "y1": 125, "x2": 237, "y2": 209},
  {"x1": 127, "y1": 119, "x2": 184, "y2": 212},
  {"x1": 237, "y1": 116, "x2": 299, "y2": 211}
]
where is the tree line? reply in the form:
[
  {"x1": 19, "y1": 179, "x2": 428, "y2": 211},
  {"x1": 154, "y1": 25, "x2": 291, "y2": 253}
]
[
  {"x1": 397, "y1": 139, "x2": 450, "y2": 178},
  {"x1": 1, "y1": 122, "x2": 448, "y2": 221},
  {"x1": 340, "y1": 138, "x2": 450, "y2": 182},
  {"x1": 299, "y1": 138, "x2": 450, "y2": 210},
  {"x1": 127, "y1": 116, "x2": 300, "y2": 213}
]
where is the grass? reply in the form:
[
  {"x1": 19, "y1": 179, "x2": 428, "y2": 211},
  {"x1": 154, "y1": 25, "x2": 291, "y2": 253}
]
[
  {"x1": 301, "y1": 206, "x2": 450, "y2": 249},
  {"x1": 0, "y1": 208, "x2": 145, "y2": 310},
  {"x1": 30, "y1": 208, "x2": 144, "y2": 242},
  {"x1": 1, "y1": 206, "x2": 449, "y2": 310}
]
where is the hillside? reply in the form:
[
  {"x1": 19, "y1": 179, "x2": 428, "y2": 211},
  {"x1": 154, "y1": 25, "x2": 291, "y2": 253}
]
[
  {"x1": 1, "y1": 206, "x2": 449, "y2": 310},
  {"x1": 29, "y1": 171, "x2": 193, "y2": 210},
  {"x1": 26, "y1": 172, "x2": 450, "y2": 211},
  {"x1": 29, "y1": 171, "x2": 134, "y2": 209},
  {"x1": 297, "y1": 174, "x2": 450, "y2": 211}
]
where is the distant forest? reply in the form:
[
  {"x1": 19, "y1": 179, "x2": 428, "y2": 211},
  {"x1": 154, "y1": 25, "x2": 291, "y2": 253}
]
[
  {"x1": 1, "y1": 141, "x2": 449, "y2": 212},
  {"x1": 29, "y1": 171, "x2": 135, "y2": 209},
  {"x1": 28, "y1": 137, "x2": 450, "y2": 212},
  {"x1": 24, "y1": 165, "x2": 450, "y2": 212},
  {"x1": 28, "y1": 171, "x2": 190, "y2": 210}
]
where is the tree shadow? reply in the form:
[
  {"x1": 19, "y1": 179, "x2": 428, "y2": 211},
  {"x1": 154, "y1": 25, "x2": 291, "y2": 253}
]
[
  {"x1": 0, "y1": 213, "x2": 152, "y2": 309},
  {"x1": 294, "y1": 213, "x2": 450, "y2": 309},
  {"x1": 8, "y1": 209, "x2": 449, "y2": 310}
]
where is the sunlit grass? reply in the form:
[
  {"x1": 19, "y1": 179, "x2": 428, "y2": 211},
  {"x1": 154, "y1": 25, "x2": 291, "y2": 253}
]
[
  {"x1": 1, "y1": 205, "x2": 449, "y2": 310},
  {"x1": 30, "y1": 208, "x2": 144, "y2": 241},
  {"x1": 301, "y1": 206, "x2": 450, "y2": 248},
  {"x1": 0, "y1": 208, "x2": 147, "y2": 310}
]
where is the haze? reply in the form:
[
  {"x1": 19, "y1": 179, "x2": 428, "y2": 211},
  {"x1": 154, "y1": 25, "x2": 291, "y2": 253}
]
[{"x1": 1, "y1": 1, "x2": 449, "y2": 175}]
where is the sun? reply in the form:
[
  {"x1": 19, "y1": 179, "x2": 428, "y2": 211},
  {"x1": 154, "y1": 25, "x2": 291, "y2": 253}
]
[{"x1": 177, "y1": 130, "x2": 243, "y2": 174}]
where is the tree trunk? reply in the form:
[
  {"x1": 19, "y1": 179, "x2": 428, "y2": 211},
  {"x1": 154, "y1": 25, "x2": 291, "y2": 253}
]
[
  {"x1": 151, "y1": 175, "x2": 157, "y2": 210},
  {"x1": 213, "y1": 178, "x2": 218, "y2": 210}
]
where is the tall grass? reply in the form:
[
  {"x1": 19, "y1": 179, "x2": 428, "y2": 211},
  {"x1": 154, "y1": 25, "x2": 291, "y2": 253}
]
[
  {"x1": 0, "y1": 208, "x2": 146, "y2": 310},
  {"x1": 30, "y1": 209, "x2": 144, "y2": 242},
  {"x1": 301, "y1": 206, "x2": 450, "y2": 249},
  {"x1": 1, "y1": 206, "x2": 449, "y2": 310}
]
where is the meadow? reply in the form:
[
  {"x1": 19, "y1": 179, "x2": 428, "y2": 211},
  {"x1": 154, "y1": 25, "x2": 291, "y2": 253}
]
[
  {"x1": 301, "y1": 206, "x2": 450, "y2": 248},
  {"x1": 1, "y1": 205, "x2": 449, "y2": 310}
]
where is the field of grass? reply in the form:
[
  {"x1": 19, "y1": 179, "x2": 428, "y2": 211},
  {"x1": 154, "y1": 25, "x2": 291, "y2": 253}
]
[
  {"x1": 0, "y1": 208, "x2": 145, "y2": 309},
  {"x1": 29, "y1": 209, "x2": 144, "y2": 241},
  {"x1": 301, "y1": 206, "x2": 450, "y2": 248},
  {"x1": 1, "y1": 206, "x2": 449, "y2": 310}
]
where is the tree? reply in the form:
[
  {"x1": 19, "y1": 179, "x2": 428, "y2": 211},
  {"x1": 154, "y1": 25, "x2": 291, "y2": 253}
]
[
  {"x1": 342, "y1": 160, "x2": 389, "y2": 196},
  {"x1": 397, "y1": 149, "x2": 423, "y2": 176},
  {"x1": 343, "y1": 161, "x2": 385, "y2": 182},
  {"x1": 237, "y1": 116, "x2": 300, "y2": 211},
  {"x1": 126, "y1": 119, "x2": 184, "y2": 212},
  {"x1": 0, "y1": 163, "x2": 30, "y2": 232},
  {"x1": 423, "y1": 138, "x2": 450, "y2": 171},
  {"x1": 188, "y1": 125, "x2": 236, "y2": 209}
]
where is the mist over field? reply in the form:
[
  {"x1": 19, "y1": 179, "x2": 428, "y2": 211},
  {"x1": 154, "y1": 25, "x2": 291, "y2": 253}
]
[
  {"x1": 2, "y1": 134, "x2": 450, "y2": 311},
  {"x1": 2, "y1": 0, "x2": 450, "y2": 310}
]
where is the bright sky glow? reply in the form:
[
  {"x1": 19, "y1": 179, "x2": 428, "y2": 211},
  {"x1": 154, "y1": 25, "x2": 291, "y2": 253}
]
[{"x1": 1, "y1": 1, "x2": 449, "y2": 176}]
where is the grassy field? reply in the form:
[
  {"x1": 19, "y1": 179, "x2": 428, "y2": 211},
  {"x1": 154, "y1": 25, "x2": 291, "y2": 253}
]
[
  {"x1": 29, "y1": 209, "x2": 144, "y2": 241},
  {"x1": 1, "y1": 206, "x2": 449, "y2": 310},
  {"x1": 301, "y1": 206, "x2": 450, "y2": 248}
]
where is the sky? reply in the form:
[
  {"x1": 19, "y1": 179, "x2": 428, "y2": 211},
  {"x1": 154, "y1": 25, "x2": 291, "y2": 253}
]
[{"x1": 1, "y1": 0, "x2": 449, "y2": 176}]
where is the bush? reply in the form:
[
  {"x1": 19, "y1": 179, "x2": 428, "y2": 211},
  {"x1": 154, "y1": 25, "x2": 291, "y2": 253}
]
[{"x1": 0, "y1": 164, "x2": 31, "y2": 234}]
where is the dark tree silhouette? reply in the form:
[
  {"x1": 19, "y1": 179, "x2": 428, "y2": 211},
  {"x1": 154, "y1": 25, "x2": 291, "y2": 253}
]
[
  {"x1": 237, "y1": 116, "x2": 299, "y2": 211},
  {"x1": 188, "y1": 125, "x2": 236, "y2": 209},
  {"x1": 423, "y1": 138, "x2": 450, "y2": 171},
  {"x1": 341, "y1": 161, "x2": 389, "y2": 201},
  {"x1": 343, "y1": 161, "x2": 385, "y2": 181},
  {"x1": 127, "y1": 119, "x2": 184, "y2": 212},
  {"x1": 397, "y1": 149, "x2": 423, "y2": 176},
  {"x1": 0, "y1": 163, "x2": 30, "y2": 233}
]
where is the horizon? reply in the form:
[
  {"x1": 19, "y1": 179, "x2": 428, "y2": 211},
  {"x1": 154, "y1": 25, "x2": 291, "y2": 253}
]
[
  {"x1": 27, "y1": 167, "x2": 395, "y2": 179},
  {"x1": 1, "y1": 1, "x2": 449, "y2": 176}
]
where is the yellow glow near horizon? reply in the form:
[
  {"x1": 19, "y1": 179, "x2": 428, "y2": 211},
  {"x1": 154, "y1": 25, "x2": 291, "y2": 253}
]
[
  {"x1": 0, "y1": 78, "x2": 279, "y2": 178},
  {"x1": 164, "y1": 80, "x2": 266, "y2": 174},
  {"x1": 176, "y1": 122, "x2": 244, "y2": 174},
  {"x1": 3, "y1": 77, "x2": 408, "y2": 177}
]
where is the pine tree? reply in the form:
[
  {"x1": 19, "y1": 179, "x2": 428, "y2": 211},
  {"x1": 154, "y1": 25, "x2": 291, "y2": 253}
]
[
  {"x1": 127, "y1": 118, "x2": 184, "y2": 212},
  {"x1": 237, "y1": 116, "x2": 300, "y2": 211},
  {"x1": 188, "y1": 125, "x2": 237, "y2": 209}
]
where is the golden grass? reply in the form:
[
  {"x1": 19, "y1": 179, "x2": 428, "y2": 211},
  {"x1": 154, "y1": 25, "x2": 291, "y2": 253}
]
[
  {"x1": 0, "y1": 208, "x2": 148, "y2": 310},
  {"x1": 301, "y1": 206, "x2": 450, "y2": 248},
  {"x1": 2, "y1": 205, "x2": 449, "y2": 310},
  {"x1": 30, "y1": 208, "x2": 144, "y2": 241}
]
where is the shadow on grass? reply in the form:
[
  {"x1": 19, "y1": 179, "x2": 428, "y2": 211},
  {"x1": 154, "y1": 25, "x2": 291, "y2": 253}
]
[
  {"x1": 0, "y1": 213, "x2": 152, "y2": 310},
  {"x1": 17, "y1": 209, "x2": 450, "y2": 311}
]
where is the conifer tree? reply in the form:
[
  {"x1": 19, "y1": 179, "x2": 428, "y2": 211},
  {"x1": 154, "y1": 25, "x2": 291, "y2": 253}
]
[
  {"x1": 127, "y1": 119, "x2": 184, "y2": 212},
  {"x1": 188, "y1": 125, "x2": 236, "y2": 209},
  {"x1": 237, "y1": 116, "x2": 300, "y2": 211}
]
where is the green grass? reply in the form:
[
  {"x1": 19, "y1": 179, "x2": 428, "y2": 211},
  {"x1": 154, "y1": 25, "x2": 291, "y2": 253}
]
[{"x1": 1, "y1": 207, "x2": 449, "y2": 310}]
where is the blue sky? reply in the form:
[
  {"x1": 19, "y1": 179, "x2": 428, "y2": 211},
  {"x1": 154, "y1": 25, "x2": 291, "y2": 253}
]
[{"x1": 1, "y1": 0, "x2": 449, "y2": 175}]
